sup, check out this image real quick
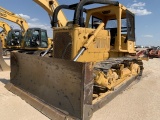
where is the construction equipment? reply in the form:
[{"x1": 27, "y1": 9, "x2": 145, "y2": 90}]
[
  {"x1": 32, "y1": 0, "x2": 70, "y2": 56},
  {"x1": 0, "y1": 6, "x2": 28, "y2": 49},
  {"x1": 0, "y1": 21, "x2": 23, "y2": 50},
  {"x1": 0, "y1": 21, "x2": 10, "y2": 70},
  {"x1": 0, "y1": 39, "x2": 9, "y2": 71},
  {"x1": 0, "y1": 0, "x2": 60, "y2": 71},
  {"x1": 136, "y1": 47, "x2": 149, "y2": 60},
  {"x1": 0, "y1": 21, "x2": 19, "y2": 55},
  {"x1": 21, "y1": 28, "x2": 51, "y2": 52},
  {"x1": 0, "y1": 21, "x2": 22, "y2": 53},
  {"x1": 33, "y1": 0, "x2": 68, "y2": 27},
  {"x1": 148, "y1": 46, "x2": 160, "y2": 58},
  {"x1": 6, "y1": 0, "x2": 143, "y2": 120},
  {"x1": 0, "y1": 24, "x2": 23, "y2": 56},
  {"x1": 0, "y1": 31, "x2": 6, "y2": 48},
  {"x1": 0, "y1": 6, "x2": 51, "y2": 51},
  {"x1": 136, "y1": 46, "x2": 160, "y2": 59},
  {"x1": 0, "y1": 21, "x2": 11, "y2": 48}
]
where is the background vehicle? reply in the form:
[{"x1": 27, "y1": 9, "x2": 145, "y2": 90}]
[
  {"x1": 6, "y1": 0, "x2": 143, "y2": 120},
  {"x1": 33, "y1": 0, "x2": 68, "y2": 26},
  {"x1": 0, "y1": 6, "x2": 51, "y2": 52},
  {"x1": 0, "y1": 21, "x2": 10, "y2": 70},
  {"x1": 0, "y1": 21, "x2": 22, "y2": 55},
  {"x1": 32, "y1": 0, "x2": 72, "y2": 56},
  {"x1": 0, "y1": 6, "x2": 28, "y2": 49},
  {"x1": 0, "y1": 21, "x2": 11, "y2": 49},
  {"x1": 0, "y1": 0, "x2": 64, "y2": 71},
  {"x1": 148, "y1": 46, "x2": 160, "y2": 58},
  {"x1": 136, "y1": 46, "x2": 160, "y2": 59},
  {"x1": 0, "y1": 40, "x2": 9, "y2": 71}
]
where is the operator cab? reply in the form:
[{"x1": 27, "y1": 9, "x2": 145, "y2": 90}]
[
  {"x1": 86, "y1": 5, "x2": 135, "y2": 47},
  {"x1": 24, "y1": 28, "x2": 48, "y2": 48},
  {"x1": 6, "y1": 29, "x2": 22, "y2": 46}
]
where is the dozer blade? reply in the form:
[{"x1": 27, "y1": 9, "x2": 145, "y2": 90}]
[
  {"x1": 6, "y1": 52, "x2": 94, "y2": 120},
  {"x1": 6, "y1": 52, "x2": 142, "y2": 120},
  {"x1": 0, "y1": 40, "x2": 10, "y2": 71}
]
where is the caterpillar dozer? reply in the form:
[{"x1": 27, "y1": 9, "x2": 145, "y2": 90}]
[{"x1": 6, "y1": 0, "x2": 143, "y2": 120}]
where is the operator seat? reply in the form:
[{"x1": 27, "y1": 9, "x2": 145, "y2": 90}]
[{"x1": 110, "y1": 28, "x2": 117, "y2": 46}]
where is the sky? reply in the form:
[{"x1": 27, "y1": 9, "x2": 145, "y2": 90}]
[{"x1": 0, "y1": 0, "x2": 159, "y2": 46}]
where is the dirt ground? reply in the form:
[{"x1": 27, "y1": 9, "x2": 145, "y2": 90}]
[{"x1": 0, "y1": 56, "x2": 160, "y2": 120}]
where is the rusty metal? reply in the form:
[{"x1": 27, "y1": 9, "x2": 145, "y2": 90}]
[
  {"x1": 7, "y1": 52, "x2": 94, "y2": 120},
  {"x1": 5, "y1": 52, "x2": 143, "y2": 120},
  {"x1": 54, "y1": 32, "x2": 72, "y2": 60},
  {"x1": 5, "y1": 83, "x2": 74, "y2": 120},
  {"x1": 0, "y1": 40, "x2": 10, "y2": 71}
]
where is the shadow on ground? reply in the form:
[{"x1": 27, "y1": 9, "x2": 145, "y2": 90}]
[{"x1": 0, "y1": 79, "x2": 10, "y2": 85}]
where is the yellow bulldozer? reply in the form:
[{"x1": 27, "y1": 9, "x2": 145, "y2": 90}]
[{"x1": 6, "y1": 0, "x2": 143, "y2": 120}]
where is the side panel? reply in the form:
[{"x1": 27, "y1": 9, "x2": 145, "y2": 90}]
[
  {"x1": 53, "y1": 27, "x2": 110, "y2": 62},
  {"x1": 10, "y1": 52, "x2": 93, "y2": 119}
]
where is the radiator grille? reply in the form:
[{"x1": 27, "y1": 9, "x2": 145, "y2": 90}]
[{"x1": 53, "y1": 32, "x2": 72, "y2": 60}]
